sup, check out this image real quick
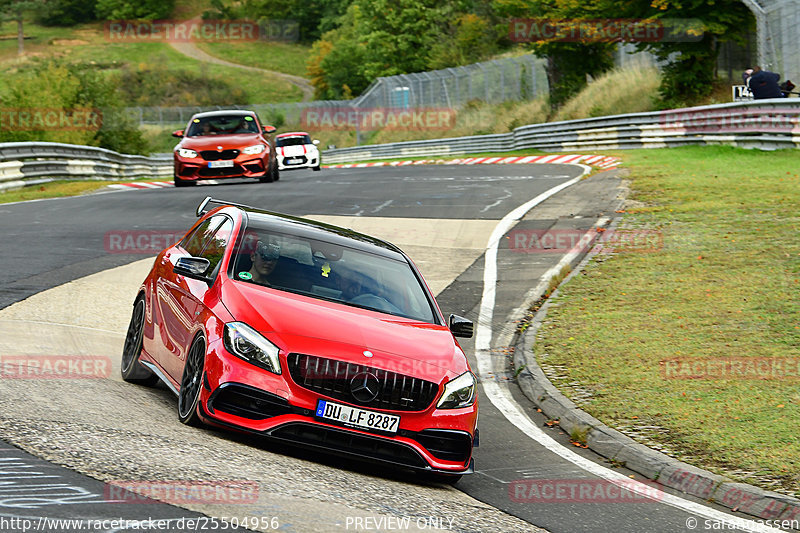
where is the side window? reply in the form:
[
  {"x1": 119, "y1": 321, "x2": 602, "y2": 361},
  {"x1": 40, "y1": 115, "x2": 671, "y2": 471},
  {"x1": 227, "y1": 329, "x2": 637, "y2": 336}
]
[
  {"x1": 181, "y1": 215, "x2": 226, "y2": 256},
  {"x1": 198, "y1": 217, "x2": 234, "y2": 273}
]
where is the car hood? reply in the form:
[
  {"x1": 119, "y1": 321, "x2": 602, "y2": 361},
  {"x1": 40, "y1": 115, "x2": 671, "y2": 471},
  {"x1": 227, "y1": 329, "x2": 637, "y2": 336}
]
[
  {"x1": 221, "y1": 280, "x2": 466, "y2": 381},
  {"x1": 180, "y1": 134, "x2": 265, "y2": 150}
]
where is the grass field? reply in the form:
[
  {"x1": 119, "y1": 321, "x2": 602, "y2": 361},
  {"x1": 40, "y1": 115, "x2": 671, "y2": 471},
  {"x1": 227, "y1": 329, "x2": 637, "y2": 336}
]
[
  {"x1": 534, "y1": 146, "x2": 800, "y2": 496},
  {"x1": 0, "y1": 179, "x2": 152, "y2": 204},
  {"x1": 196, "y1": 41, "x2": 312, "y2": 75},
  {"x1": 0, "y1": 21, "x2": 303, "y2": 104}
]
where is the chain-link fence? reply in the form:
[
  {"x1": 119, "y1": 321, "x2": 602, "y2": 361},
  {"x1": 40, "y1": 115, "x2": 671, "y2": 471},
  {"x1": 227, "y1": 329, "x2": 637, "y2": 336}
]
[
  {"x1": 128, "y1": 54, "x2": 548, "y2": 127},
  {"x1": 741, "y1": 0, "x2": 799, "y2": 80}
]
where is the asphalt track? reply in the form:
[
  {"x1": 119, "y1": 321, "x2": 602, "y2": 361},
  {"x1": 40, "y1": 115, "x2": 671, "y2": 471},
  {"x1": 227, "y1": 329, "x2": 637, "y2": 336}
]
[{"x1": 0, "y1": 164, "x2": 781, "y2": 532}]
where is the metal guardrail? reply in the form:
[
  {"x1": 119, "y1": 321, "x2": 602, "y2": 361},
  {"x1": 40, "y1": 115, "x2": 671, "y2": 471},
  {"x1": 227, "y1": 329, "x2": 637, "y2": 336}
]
[
  {"x1": 322, "y1": 99, "x2": 800, "y2": 163},
  {"x1": 1, "y1": 100, "x2": 798, "y2": 191},
  {"x1": 0, "y1": 142, "x2": 172, "y2": 192}
]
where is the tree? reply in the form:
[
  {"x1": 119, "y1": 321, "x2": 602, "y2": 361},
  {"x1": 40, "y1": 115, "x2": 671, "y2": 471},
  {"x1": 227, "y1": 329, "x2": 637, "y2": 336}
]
[
  {"x1": 37, "y1": 0, "x2": 98, "y2": 26},
  {"x1": 0, "y1": 0, "x2": 45, "y2": 55},
  {"x1": 609, "y1": 0, "x2": 753, "y2": 107},
  {"x1": 493, "y1": 0, "x2": 616, "y2": 109},
  {"x1": 95, "y1": 0, "x2": 174, "y2": 21}
]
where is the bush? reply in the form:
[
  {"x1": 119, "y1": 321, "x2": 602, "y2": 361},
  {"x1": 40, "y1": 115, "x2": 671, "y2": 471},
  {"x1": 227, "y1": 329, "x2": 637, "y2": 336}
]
[{"x1": 0, "y1": 61, "x2": 149, "y2": 154}]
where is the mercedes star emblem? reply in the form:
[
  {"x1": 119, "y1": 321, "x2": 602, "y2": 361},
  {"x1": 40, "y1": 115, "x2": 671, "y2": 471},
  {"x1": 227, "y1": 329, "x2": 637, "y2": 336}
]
[{"x1": 350, "y1": 372, "x2": 380, "y2": 403}]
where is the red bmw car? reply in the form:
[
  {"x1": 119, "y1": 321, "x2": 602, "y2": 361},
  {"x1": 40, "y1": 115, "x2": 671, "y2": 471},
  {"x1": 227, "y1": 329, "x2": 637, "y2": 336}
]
[
  {"x1": 121, "y1": 197, "x2": 478, "y2": 479},
  {"x1": 172, "y1": 111, "x2": 279, "y2": 187}
]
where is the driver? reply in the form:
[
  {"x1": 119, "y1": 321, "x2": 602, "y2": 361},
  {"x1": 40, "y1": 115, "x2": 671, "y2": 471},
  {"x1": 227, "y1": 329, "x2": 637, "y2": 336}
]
[{"x1": 249, "y1": 238, "x2": 281, "y2": 285}]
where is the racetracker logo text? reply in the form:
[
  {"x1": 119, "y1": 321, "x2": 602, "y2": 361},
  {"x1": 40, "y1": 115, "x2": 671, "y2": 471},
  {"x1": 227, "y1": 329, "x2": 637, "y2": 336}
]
[
  {"x1": 0, "y1": 355, "x2": 111, "y2": 379},
  {"x1": 105, "y1": 231, "x2": 185, "y2": 254},
  {"x1": 509, "y1": 479, "x2": 664, "y2": 503},
  {"x1": 509, "y1": 18, "x2": 704, "y2": 43},
  {"x1": 104, "y1": 20, "x2": 260, "y2": 42},
  {"x1": 301, "y1": 107, "x2": 457, "y2": 131},
  {"x1": 0, "y1": 108, "x2": 102, "y2": 132},
  {"x1": 104, "y1": 480, "x2": 259, "y2": 505},
  {"x1": 508, "y1": 228, "x2": 663, "y2": 254},
  {"x1": 661, "y1": 357, "x2": 800, "y2": 381}
]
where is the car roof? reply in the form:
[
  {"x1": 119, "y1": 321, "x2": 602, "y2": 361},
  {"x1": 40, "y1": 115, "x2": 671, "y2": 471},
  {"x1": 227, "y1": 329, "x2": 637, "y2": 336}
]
[
  {"x1": 276, "y1": 132, "x2": 310, "y2": 138},
  {"x1": 214, "y1": 205, "x2": 406, "y2": 260},
  {"x1": 191, "y1": 110, "x2": 258, "y2": 119}
]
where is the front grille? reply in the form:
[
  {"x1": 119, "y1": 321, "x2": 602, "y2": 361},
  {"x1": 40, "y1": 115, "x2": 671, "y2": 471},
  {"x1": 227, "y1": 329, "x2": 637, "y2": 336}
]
[
  {"x1": 198, "y1": 165, "x2": 243, "y2": 177},
  {"x1": 208, "y1": 383, "x2": 292, "y2": 420},
  {"x1": 268, "y1": 422, "x2": 428, "y2": 469},
  {"x1": 201, "y1": 149, "x2": 240, "y2": 161},
  {"x1": 414, "y1": 429, "x2": 473, "y2": 464},
  {"x1": 287, "y1": 353, "x2": 439, "y2": 412}
]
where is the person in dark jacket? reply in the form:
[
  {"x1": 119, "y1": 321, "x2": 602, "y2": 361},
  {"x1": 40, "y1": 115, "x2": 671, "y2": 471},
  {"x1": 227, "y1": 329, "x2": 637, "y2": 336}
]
[{"x1": 746, "y1": 66, "x2": 785, "y2": 99}]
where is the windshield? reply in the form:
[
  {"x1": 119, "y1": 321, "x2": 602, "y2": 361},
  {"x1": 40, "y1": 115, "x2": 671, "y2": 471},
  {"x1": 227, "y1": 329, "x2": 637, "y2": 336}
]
[
  {"x1": 276, "y1": 135, "x2": 311, "y2": 147},
  {"x1": 228, "y1": 222, "x2": 436, "y2": 323},
  {"x1": 187, "y1": 115, "x2": 259, "y2": 137}
]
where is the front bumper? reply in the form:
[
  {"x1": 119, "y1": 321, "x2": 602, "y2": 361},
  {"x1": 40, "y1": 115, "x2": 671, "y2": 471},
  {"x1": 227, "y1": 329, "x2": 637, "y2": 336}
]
[
  {"x1": 174, "y1": 153, "x2": 270, "y2": 181},
  {"x1": 277, "y1": 153, "x2": 319, "y2": 170},
  {"x1": 197, "y1": 340, "x2": 477, "y2": 474}
]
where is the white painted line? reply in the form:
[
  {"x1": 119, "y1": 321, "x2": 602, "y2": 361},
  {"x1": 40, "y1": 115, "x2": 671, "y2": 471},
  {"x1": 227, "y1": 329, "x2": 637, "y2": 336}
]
[{"x1": 474, "y1": 166, "x2": 781, "y2": 533}]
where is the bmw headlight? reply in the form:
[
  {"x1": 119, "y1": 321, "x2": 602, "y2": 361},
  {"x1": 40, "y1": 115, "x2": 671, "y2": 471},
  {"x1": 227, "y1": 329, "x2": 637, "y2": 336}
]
[
  {"x1": 242, "y1": 144, "x2": 266, "y2": 155},
  {"x1": 177, "y1": 148, "x2": 198, "y2": 158},
  {"x1": 437, "y1": 371, "x2": 476, "y2": 409},
  {"x1": 223, "y1": 322, "x2": 281, "y2": 374}
]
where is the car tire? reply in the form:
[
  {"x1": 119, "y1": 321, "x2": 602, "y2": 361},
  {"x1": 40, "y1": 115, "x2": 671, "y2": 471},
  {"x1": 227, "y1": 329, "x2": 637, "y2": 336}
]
[
  {"x1": 272, "y1": 161, "x2": 280, "y2": 181},
  {"x1": 121, "y1": 295, "x2": 159, "y2": 386},
  {"x1": 178, "y1": 334, "x2": 206, "y2": 426},
  {"x1": 313, "y1": 165, "x2": 321, "y2": 171},
  {"x1": 174, "y1": 176, "x2": 196, "y2": 187},
  {"x1": 259, "y1": 162, "x2": 275, "y2": 183}
]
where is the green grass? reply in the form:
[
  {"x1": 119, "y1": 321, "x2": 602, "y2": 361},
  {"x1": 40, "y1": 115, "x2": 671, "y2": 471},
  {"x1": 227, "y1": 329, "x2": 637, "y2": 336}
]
[
  {"x1": 552, "y1": 66, "x2": 661, "y2": 122},
  {"x1": 0, "y1": 21, "x2": 302, "y2": 104},
  {"x1": 535, "y1": 146, "x2": 800, "y2": 496},
  {"x1": 196, "y1": 41, "x2": 312, "y2": 75},
  {"x1": 0, "y1": 179, "x2": 150, "y2": 204}
]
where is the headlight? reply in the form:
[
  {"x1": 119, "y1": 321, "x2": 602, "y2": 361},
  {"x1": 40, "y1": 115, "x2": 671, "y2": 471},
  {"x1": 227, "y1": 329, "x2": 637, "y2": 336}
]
[
  {"x1": 223, "y1": 322, "x2": 281, "y2": 374},
  {"x1": 242, "y1": 144, "x2": 266, "y2": 155},
  {"x1": 436, "y1": 371, "x2": 476, "y2": 409},
  {"x1": 177, "y1": 148, "x2": 198, "y2": 158}
]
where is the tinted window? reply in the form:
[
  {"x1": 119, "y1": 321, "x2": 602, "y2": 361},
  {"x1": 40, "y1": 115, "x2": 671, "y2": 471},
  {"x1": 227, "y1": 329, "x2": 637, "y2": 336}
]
[
  {"x1": 230, "y1": 224, "x2": 435, "y2": 323},
  {"x1": 276, "y1": 135, "x2": 311, "y2": 147},
  {"x1": 181, "y1": 215, "x2": 226, "y2": 256},
  {"x1": 186, "y1": 115, "x2": 259, "y2": 136},
  {"x1": 198, "y1": 217, "x2": 234, "y2": 273}
]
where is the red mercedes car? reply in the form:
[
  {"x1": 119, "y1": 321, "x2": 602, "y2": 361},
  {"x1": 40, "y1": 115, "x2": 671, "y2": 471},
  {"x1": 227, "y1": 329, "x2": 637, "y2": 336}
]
[
  {"x1": 121, "y1": 197, "x2": 478, "y2": 479},
  {"x1": 172, "y1": 111, "x2": 278, "y2": 187}
]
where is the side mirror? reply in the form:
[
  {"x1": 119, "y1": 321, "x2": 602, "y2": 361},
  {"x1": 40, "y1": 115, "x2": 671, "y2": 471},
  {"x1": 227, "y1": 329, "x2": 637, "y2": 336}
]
[
  {"x1": 262, "y1": 125, "x2": 276, "y2": 134},
  {"x1": 172, "y1": 130, "x2": 185, "y2": 138},
  {"x1": 174, "y1": 256, "x2": 212, "y2": 283},
  {"x1": 312, "y1": 139, "x2": 320, "y2": 145},
  {"x1": 449, "y1": 314, "x2": 474, "y2": 338}
]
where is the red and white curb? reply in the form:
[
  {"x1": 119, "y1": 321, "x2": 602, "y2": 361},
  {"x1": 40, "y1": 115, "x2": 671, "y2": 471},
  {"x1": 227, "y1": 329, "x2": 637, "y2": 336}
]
[
  {"x1": 107, "y1": 181, "x2": 173, "y2": 190},
  {"x1": 324, "y1": 154, "x2": 621, "y2": 170},
  {"x1": 106, "y1": 180, "x2": 220, "y2": 190}
]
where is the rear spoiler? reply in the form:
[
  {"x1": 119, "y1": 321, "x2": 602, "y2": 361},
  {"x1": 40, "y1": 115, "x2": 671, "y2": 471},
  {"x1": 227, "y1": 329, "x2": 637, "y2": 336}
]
[{"x1": 196, "y1": 196, "x2": 259, "y2": 217}]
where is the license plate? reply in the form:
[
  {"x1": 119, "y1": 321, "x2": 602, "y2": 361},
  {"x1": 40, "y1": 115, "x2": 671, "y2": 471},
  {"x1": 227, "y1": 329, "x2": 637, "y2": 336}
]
[
  {"x1": 208, "y1": 160, "x2": 234, "y2": 168},
  {"x1": 315, "y1": 400, "x2": 400, "y2": 434},
  {"x1": 286, "y1": 158, "x2": 302, "y2": 164}
]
